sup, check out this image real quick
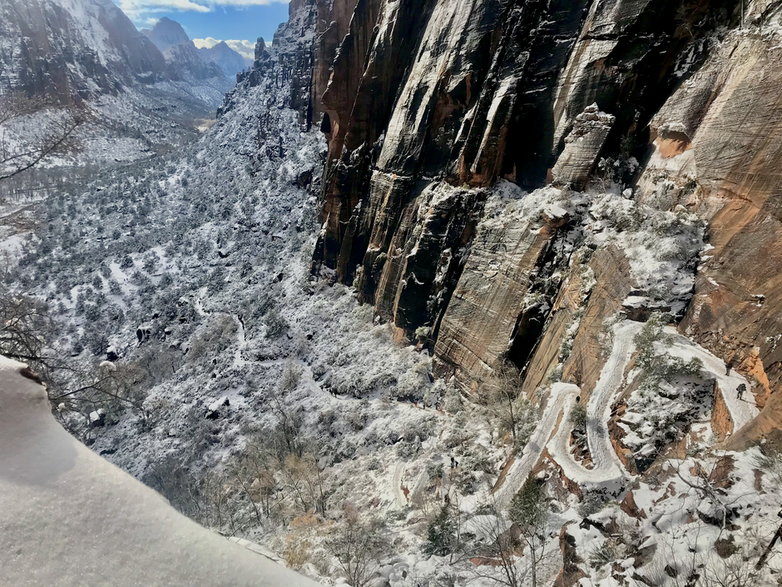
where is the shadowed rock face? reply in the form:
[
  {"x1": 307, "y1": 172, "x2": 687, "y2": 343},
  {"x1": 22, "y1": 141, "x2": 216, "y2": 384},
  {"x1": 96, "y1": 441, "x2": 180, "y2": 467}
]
[
  {"x1": 311, "y1": 0, "x2": 736, "y2": 286},
  {"x1": 290, "y1": 0, "x2": 780, "y2": 440},
  {"x1": 274, "y1": 0, "x2": 319, "y2": 126}
]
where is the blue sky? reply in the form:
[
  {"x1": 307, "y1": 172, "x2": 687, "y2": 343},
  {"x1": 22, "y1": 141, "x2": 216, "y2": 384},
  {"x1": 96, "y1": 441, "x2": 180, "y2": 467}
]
[{"x1": 116, "y1": 1, "x2": 291, "y2": 54}]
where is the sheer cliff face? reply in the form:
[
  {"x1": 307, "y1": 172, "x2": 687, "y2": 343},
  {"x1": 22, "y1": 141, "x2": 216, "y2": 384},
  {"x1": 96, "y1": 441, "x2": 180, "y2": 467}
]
[
  {"x1": 302, "y1": 0, "x2": 781, "y2": 439},
  {"x1": 637, "y1": 3, "x2": 782, "y2": 447}
]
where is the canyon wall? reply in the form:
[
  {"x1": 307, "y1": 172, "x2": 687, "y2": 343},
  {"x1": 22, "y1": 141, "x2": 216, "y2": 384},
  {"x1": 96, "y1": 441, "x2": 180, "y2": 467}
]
[
  {"x1": 296, "y1": 0, "x2": 781, "y2": 443},
  {"x1": 0, "y1": 0, "x2": 167, "y2": 101}
]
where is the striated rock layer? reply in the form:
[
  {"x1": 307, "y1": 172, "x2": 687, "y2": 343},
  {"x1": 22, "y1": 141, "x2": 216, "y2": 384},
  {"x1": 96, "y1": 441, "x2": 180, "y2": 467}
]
[{"x1": 294, "y1": 0, "x2": 781, "y2": 443}]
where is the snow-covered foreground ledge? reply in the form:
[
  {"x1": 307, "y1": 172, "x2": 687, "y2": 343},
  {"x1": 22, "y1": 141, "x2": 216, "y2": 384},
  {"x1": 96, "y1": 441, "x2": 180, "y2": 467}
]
[{"x1": 0, "y1": 356, "x2": 318, "y2": 586}]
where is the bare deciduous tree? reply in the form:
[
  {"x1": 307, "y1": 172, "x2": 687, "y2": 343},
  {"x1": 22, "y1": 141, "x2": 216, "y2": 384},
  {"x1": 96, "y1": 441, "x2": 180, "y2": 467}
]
[
  {"x1": 483, "y1": 361, "x2": 537, "y2": 450},
  {"x1": 472, "y1": 478, "x2": 551, "y2": 587},
  {"x1": 280, "y1": 452, "x2": 327, "y2": 516},
  {"x1": 51, "y1": 362, "x2": 150, "y2": 422},
  {"x1": 673, "y1": 458, "x2": 749, "y2": 532},
  {"x1": 0, "y1": 93, "x2": 84, "y2": 183},
  {"x1": 0, "y1": 294, "x2": 51, "y2": 365},
  {"x1": 228, "y1": 441, "x2": 280, "y2": 524},
  {"x1": 325, "y1": 505, "x2": 388, "y2": 587}
]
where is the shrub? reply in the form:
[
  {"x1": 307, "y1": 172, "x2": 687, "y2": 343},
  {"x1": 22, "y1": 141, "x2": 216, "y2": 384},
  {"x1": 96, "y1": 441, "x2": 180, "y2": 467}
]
[
  {"x1": 326, "y1": 510, "x2": 388, "y2": 587},
  {"x1": 187, "y1": 314, "x2": 238, "y2": 360},
  {"x1": 425, "y1": 505, "x2": 458, "y2": 556},
  {"x1": 589, "y1": 540, "x2": 621, "y2": 569},
  {"x1": 265, "y1": 308, "x2": 288, "y2": 338},
  {"x1": 509, "y1": 477, "x2": 546, "y2": 531},
  {"x1": 578, "y1": 490, "x2": 608, "y2": 518},
  {"x1": 443, "y1": 385, "x2": 463, "y2": 413},
  {"x1": 279, "y1": 361, "x2": 302, "y2": 392},
  {"x1": 570, "y1": 403, "x2": 587, "y2": 431}
]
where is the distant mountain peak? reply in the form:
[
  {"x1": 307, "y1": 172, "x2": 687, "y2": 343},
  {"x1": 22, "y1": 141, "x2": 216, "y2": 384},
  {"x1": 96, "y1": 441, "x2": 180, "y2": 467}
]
[
  {"x1": 0, "y1": 0, "x2": 168, "y2": 100},
  {"x1": 0, "y1": 0, "x2": 233, "y2": 111},
  {"x1": 145, "y1": 16, "x2": 191, "y2": 52},
  {"x1": 199, "y1": 41, "x2": 252, "y2": 77}
]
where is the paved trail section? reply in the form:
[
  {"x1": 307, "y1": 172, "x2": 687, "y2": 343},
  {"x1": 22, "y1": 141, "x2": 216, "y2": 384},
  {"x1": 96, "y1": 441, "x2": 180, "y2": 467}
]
[
  {"x1": 495, "y1": 321, "x2": 643, "y2": 500},
  {"x1": 393, "y1": 462, "x2": 407, "y2": 508},
  {"x1": 584, "y1": 321, "x2": 642, "y2": 489},
  {"x1": 493, "y1": 382, "x2": 580, "y2": 506},
  {"x1": 665, "y1": 327, "x2": 759, "y2": 434},
  {"x1": 415, "y1": 318, "x2": 760, "y2": 510},
  {"x1": 546, "y1": 321, "x2": 641, "y2": 494},
  {"x1": 492, "y1": 319, "x2": 762, "y2": 504}
]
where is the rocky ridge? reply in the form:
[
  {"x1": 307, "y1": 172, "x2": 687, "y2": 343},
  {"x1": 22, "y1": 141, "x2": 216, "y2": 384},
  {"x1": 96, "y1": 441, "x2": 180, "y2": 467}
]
[
  {"x1": 300, "y1": 0, "x2": 782, "y2": 448},
  {"x1": 0, "y1": 0, "x2": 234, "y2": 160},
  {"x1": 0, "y1": 0, "x2": 166, "y2": 101}
]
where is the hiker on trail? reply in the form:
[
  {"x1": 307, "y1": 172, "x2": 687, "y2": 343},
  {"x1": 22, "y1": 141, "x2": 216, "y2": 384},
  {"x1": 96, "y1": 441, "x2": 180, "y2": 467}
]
[
  {"x1": 725, "y1": 358, "x2": 734, "y2": 375},
  {"x1": 450, "y1": 456, "x2": 458, "y2": 469},
  {"x1": 737, "y1": 383, "x2": 747, "y2": 400}
]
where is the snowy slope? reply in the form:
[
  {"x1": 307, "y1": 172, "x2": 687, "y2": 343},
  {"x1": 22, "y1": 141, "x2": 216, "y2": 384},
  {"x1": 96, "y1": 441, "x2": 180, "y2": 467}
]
[
  {"x1": 5, "y1": 12, "x2": 782, "y2": 586},
  {"x1": 0, "y1": 0, "x2": 166, "y2": 98},
  {"x1": 0, "y1": 356, "x2": 317, "y2": 586},
  {"x1": 666, "y1": 328, "x2": 759, "y2": 433},
  {"x1": 0, "y1": 0, "x2": 229, "y2": 175}
]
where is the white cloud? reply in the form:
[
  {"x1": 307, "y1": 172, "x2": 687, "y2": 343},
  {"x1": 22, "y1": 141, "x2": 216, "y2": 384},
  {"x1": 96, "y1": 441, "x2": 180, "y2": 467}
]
[
  {"x1": 193, "y1": 38, "x2": 257, "y2": 60},
  {"x1": 207, "y1": 0, "x2": 288, "y2": 4},
  {"x1": 192, "y1": 36, "x2": 221, "y2": 49},
  {"x1": 117, "y1": 0, "x2": 290, "y2": 41},
  {"x1": 119, "y1": 0, "x2": 210, "y2": 17},
  {"x1": 119, "y1": 0, "x2": 290, "y2": 17}
]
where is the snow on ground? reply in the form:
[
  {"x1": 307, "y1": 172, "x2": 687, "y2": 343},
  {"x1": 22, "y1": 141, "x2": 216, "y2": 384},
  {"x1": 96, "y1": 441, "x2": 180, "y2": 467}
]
[
  {"x1": 0, "y1": 355, "x2": 317, "y2": 586},
  {"x1": 587, "y1": 193, "x2": 704, "y2": 315},
  {"x1": 582, "y1": 321, "x2": 641, "y2": 489},
  {"x1": 486, "y1": 180, "x2": 704, "y2": 318},
  {"x1": 665, "y1": 327, "x2": 759, "y2": 433},
  {"x1": 567, "y1": 445, "x2": 782, "y2": 586},
  {"x1": 0, "y1": 198, "x2": 43, "y2": 267},
  {"x1": 494, "y1": 382, "x2": 580, "y2": 506},
  {"x1": 4, "y1": 23, "x2": 777, "y2": 587},
  {"x1": 4, "y1": 60, "x2": 511, "y2": 585}
]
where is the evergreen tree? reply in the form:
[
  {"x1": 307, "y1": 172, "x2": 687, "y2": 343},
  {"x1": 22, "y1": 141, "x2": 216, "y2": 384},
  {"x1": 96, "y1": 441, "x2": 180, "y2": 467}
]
[{"x1": 425, "y1": 505, "x2": 457, "y2": 556}]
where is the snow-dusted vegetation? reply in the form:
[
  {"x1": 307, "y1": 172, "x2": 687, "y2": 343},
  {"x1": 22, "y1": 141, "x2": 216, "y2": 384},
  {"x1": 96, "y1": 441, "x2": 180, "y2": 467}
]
[
  {"x1": 3, "y1": 61, "x2": 517, "y2": 584},
  {"x1": 2, "y1": 7, "x2": 782, "y2": 586}
]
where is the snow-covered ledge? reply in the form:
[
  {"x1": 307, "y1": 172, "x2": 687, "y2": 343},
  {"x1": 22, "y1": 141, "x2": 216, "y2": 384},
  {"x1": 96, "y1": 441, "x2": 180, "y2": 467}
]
[{"x1": 0, "y1": 356, "x2": 318, "y2": 586}]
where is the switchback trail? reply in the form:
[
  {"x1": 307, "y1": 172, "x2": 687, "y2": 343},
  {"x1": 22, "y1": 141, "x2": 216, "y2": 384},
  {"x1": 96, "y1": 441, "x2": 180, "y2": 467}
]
[{"x1": 666, "y1": 328, "x2": 759, "y2": 435}]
